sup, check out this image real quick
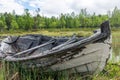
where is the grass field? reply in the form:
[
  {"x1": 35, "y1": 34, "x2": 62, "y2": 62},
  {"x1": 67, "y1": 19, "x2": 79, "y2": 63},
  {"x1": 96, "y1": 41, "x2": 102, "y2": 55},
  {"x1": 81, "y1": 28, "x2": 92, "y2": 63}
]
[{"x1": 0, "y1": 28, "x2": 120, "y2": 80}]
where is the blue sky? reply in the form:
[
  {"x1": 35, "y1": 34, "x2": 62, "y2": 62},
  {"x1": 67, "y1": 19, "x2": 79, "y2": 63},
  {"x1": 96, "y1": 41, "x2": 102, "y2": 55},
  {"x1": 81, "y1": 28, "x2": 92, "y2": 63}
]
[
  {"x1": 16, "y1": 0, "x2": 35, "y2": 10},
  {"x1": 0, "y1": 0, "x2": 120, "y2": 17}
]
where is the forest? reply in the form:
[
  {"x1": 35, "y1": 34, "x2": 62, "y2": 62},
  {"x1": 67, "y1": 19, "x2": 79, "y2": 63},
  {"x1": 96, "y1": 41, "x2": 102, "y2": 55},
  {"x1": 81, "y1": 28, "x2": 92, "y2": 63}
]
[{"x1": 0, "y1": 7, "x2": 120, "y2": 31}]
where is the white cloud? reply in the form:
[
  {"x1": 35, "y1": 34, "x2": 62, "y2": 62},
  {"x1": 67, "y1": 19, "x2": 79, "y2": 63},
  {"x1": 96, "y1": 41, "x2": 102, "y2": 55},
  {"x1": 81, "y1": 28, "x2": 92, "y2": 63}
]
[
  {"x1": 29, "y1": 0, "x2": 74, "y2": 17},
  {"x1": 69, "y1": 0, "x2": 120, "y2": 15},
  {"x1": 28, "y1": 0, "x2": 120, "y2": 17},
  {"x1": 0, "y1": 0, "x2": 24, "y2": 15},
  {"x1": 0, "y1": 0, "x2": 120, "y2": 17}
]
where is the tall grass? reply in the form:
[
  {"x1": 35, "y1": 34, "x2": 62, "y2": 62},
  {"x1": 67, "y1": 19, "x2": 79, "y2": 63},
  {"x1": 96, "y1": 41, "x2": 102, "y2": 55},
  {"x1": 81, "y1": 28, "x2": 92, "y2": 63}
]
[{"x1": 111, "y1": 31, "x2": 120, "y2": 62}]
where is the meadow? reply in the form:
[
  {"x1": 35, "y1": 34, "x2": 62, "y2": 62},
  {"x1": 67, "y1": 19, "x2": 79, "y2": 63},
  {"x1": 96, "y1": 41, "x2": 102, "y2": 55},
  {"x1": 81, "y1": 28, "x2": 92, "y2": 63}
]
[{"x1": 0, "y1": 28, "x2": 120, "y2": 80}]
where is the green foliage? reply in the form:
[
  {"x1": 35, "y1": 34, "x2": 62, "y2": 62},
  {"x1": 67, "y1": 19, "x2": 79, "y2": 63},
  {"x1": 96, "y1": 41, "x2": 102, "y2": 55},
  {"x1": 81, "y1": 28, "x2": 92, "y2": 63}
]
[
  {"x1": 0, "y1": 7, "x2": 120, "y2": 31},
  {"x1": 0, "y1": 20, "x2": 5, "y2": 31},
  {"x1": 10, "y1": 20, "x2": 19, "y2": 30},
  {"x1": 110, "y1": 7, "x2": 120, "y2": 27},
  {"x1": 16, "y1": 16, "x2": 26, "y2": 29}
]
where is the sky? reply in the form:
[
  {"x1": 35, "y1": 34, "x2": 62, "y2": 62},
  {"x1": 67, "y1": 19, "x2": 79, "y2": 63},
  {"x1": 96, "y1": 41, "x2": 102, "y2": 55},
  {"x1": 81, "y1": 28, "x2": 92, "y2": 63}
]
[{"x1": 0, "y1": 0, "x2": 120, "y2": 17}]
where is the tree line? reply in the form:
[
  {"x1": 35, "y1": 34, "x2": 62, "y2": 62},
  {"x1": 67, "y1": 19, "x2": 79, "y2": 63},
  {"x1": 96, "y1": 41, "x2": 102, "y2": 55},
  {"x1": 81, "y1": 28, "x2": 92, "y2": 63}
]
[{"x1": 0, "y1": 7, "x2": 120, "y2": 31}]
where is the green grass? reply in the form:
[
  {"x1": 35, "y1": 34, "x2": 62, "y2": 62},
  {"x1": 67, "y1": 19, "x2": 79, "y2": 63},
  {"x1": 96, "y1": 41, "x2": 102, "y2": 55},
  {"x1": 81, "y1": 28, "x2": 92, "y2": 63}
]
[
  {"x1": 0, "y1": 28, "x2": 120, "y2": 80},
  {"x1": 93, "y1": 63, "x2": 120, "y2": 80},
  {"x1": 0, "y1": 28, "x2": 93, "y2": 37}
]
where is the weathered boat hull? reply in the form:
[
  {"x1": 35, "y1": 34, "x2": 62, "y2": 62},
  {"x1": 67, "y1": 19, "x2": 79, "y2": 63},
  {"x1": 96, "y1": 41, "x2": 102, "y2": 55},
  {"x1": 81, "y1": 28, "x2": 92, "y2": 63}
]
[
  {"x1": 0, "y1": 21, "x2": 111, "y2": 80},
  {"x1": 50, "y1": 42, "x2": 111, "y2": 74}
]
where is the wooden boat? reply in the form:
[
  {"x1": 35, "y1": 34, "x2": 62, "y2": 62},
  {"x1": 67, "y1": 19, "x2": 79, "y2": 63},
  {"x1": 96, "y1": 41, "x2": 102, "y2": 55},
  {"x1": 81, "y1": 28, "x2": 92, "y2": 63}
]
[{"x1": 0, "y1": 21, "x2": 111, "y2": 75}]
